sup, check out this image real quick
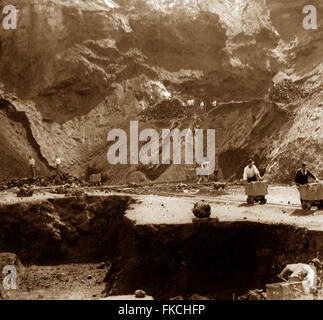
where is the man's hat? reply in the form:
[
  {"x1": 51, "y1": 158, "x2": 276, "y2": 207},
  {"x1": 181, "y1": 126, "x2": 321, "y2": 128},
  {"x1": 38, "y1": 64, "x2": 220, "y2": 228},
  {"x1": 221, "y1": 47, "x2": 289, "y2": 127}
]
[
  {"x1": 248, "y1": 159, "x2": 253, "y2": 163},
  {"x1": 310, "y1": 258, "x2": 323, "y2": 267},
  {"x1": 302, "y1": 162, "x2": 307, "y2": 166}
]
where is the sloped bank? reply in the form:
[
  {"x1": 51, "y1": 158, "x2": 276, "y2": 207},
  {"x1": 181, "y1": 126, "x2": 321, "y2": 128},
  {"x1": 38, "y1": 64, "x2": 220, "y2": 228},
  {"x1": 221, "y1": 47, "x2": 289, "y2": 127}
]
[{"x1": 1, "y1": 195, "x2": 323, "y2": 299}]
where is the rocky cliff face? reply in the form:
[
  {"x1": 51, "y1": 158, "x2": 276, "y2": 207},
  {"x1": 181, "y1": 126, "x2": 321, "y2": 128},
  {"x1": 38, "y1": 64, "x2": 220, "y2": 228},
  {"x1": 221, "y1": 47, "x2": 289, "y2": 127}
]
[{"x1": 0, "y1": 0, "x2": 322, "y2": 182}]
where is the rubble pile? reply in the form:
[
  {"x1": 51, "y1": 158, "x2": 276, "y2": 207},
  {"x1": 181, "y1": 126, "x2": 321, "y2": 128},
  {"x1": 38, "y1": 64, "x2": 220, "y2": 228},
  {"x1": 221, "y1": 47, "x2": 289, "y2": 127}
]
[
  {"x1": 269, "y1": 79, "x2": 307, "y2": 104},
  {"x1": 51, "y1": 186, "x2": 68, "y2": 194},
  {"x1": 0, "y1": 196, "x2": 132, "y2": 263},
  {"x1": 175, "y1": 183, "x2": 189, "y2": 191},
  {"x1": 138, "y1": 98, "x2": 189, "y2": 121},
  {"x1": 52, "y1": 183, "x2": 85, "y2": 197},
  {"x1": 0, "y1": 172, "x2": 83, "y2": 191},
  {"x1": 237, "y1": 289, "x2": 266, "y2": 300},
  {"x1": 17, "y1": 185, "x2": 34, "y2": 198},
  {"x1": 65, "y1": 185, "x2": 85, "y2": 197},
  {"x1": 171, "y1": 182, "x2": 226, "y2": 195}
]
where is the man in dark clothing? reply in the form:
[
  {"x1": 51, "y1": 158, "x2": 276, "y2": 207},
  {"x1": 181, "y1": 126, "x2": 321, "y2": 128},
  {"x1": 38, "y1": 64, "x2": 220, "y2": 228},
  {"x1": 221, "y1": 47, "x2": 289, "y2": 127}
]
[{"x1": 295, "y1": 162, "x2": 318, "y2": 185}]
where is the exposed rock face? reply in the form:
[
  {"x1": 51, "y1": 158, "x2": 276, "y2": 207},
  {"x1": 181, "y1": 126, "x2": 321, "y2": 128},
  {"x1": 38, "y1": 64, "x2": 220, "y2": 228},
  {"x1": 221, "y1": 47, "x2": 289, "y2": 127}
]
[{"x1": 0, "y1": 0, "x2": 322, "y2": 182}]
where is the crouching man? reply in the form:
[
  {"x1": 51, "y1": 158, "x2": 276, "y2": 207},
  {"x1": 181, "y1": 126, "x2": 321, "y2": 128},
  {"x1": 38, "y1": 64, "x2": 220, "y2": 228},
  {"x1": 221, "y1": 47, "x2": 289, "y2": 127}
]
[{"x1": 277, "y1": 258, "x2": 323, "y2": 298}]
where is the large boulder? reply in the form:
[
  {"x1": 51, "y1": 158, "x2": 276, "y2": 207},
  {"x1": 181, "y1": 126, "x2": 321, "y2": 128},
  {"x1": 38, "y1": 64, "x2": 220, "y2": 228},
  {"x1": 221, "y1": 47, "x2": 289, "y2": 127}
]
[{"x1": 192, "y1": 201, "x2": 211, "y2": 218}]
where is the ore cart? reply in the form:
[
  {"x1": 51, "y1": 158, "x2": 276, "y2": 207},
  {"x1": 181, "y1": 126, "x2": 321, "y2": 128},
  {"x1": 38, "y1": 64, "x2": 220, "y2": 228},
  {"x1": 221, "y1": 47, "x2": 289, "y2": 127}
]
[
  {"x1": 244, "y1": 181, "x2": 268, "y2": 204},
  {"x1": 89, "y1": 173, "x2": 102, "y2": 186},
  {"x1": 298, "y1": 183, "x2": 323, "y2": 210}
]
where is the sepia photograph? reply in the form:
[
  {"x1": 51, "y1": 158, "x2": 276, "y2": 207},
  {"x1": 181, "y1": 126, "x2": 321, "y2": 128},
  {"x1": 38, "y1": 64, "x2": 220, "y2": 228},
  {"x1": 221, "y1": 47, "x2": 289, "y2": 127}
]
[{"x1": 0, "y1": 0, "x2": 322, "y2": 309}]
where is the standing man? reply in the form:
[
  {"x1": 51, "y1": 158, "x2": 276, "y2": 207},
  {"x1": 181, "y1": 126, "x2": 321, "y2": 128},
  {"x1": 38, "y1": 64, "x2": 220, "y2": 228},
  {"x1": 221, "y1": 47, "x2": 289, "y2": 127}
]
[
  {"x1": 295, "y1": 162, "x2": 318, "y2": 185},
  {"x1": 28, "y1": 155, "x2": 36, "y2": 178},
  {"x1": 200, "y1": 101, "x2": 206, "y2": 112},
  {"x1": 197, "y1": 160, "x2": 210, "y2": 184},
  {"x1": 243, "y1": 159, "x2": 262, "y2": 182},
  {"x1": 54, "y1": 155, "x2": 62, "y2": 174}
]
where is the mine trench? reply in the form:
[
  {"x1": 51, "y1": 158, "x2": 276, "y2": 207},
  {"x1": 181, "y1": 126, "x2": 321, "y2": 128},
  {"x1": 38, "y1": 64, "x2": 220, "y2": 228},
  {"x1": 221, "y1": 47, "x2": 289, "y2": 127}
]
[{"x1": 0, "y1": 195, "x2": 323, "y2": 300}]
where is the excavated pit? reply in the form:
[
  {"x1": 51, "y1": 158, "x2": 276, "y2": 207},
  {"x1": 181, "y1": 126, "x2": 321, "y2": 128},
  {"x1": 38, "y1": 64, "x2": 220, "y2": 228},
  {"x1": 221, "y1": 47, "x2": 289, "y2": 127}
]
[{"x1": 0, "y1": 195, "x2": 323, "y2": 299}]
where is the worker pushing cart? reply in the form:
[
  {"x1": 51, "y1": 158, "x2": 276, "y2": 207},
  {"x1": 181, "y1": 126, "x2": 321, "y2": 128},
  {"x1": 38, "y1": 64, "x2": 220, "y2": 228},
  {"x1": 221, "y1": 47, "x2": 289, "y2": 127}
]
[
  {"x1": 242, "y1": 159, "x2": 267, "y2": 204},
  {"x1": 295, "y1": 162, "x2": 322, "y2": 210}
]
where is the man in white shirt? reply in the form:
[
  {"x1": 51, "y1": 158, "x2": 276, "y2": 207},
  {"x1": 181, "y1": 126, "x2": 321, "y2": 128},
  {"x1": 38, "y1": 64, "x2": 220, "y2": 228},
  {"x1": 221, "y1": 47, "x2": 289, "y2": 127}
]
[
  {"x1": 197, "y1": 160, "x2": 210, "y2": 183},
  {"x1": 243, "y1": 159, "x2": 262, "y2": 182},
  {"x1": 277, "y1": 258, "x2": 323, "y2": 297},
  {"x1": 28, "y1": 156, "x2": 36, "y2": 178},
  {"x1": 54, "y1": 155, "x2": 62, "y2": 173}
]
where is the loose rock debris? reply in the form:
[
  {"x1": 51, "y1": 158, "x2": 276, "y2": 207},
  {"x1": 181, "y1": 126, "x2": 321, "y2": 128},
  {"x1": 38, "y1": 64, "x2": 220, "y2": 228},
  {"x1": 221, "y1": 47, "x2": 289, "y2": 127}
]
[
  {"x1": 51, "y1": 183, "x2": 85, "y2": 197},
  {"x1": 0, "y1": 171, "x2": 83, "y2": 191},
  {"x1": 237, "y1": 289, "x2": 266, "y2": 300},
  {"x1": 17, "y1": 185, "x2": 34, "y2": 197}
]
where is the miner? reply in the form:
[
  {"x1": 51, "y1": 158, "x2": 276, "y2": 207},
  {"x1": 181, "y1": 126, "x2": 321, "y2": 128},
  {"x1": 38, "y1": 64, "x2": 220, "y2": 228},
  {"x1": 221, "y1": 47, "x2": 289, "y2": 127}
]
[
  {"x1": 54, "y1": 155, "x2": 62, "y2": 173},
  {"x1": 295, "y1": 162, "x2": 318, "y2": 185},
  {"x1": 243, "y1": 159, "x2": 262, "y2": 182},
  {"x1": 28, "y1": 156, "x2": 36, "y2": 178},
  {"x1": 277, "y1": 258, "x2": 323, "y2": 297}
]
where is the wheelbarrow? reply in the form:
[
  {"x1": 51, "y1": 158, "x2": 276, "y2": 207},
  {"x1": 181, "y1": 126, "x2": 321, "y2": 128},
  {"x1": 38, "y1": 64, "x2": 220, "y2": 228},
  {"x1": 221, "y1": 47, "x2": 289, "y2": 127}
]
[
  {"x1": 298, "y1": 183, "x2": 323, "y2": 210},
  {"x1": 244, "y1": 181, "x2": 268, "y2": 204}
]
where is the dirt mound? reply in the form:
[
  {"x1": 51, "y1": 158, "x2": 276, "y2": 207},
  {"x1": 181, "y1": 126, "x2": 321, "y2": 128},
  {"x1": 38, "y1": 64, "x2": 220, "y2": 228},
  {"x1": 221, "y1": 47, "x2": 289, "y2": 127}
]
[
  {"x1": 138, "y1": 98, "x2": 188, "y2": 121},
  {"x1": 269, "y1": 79, "x2": 307, "y2": 103}
]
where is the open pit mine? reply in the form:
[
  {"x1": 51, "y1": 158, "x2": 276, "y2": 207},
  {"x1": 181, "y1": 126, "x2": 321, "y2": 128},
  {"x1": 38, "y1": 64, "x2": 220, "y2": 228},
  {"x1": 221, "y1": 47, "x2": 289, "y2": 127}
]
[{"x1": 0, "y1": 0, "x2": 322, "y2": 303}]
